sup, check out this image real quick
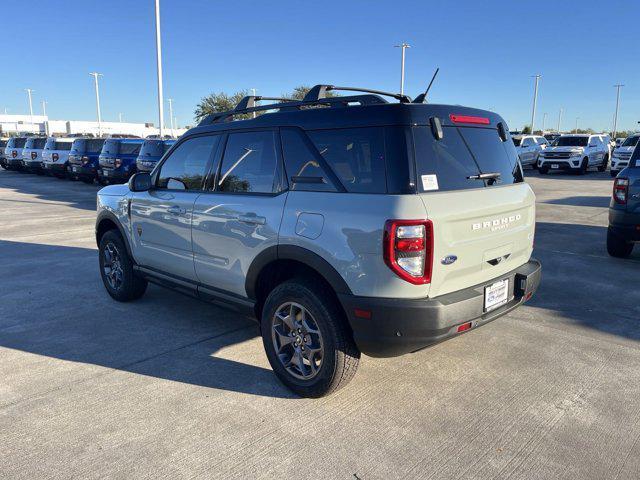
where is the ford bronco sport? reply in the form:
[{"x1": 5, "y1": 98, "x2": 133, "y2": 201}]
[{"x1": 95, "y1": 85, "x2": 541, "y2": 397}]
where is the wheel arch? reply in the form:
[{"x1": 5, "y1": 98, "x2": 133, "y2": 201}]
[{"x1": 95, "y1": 211, "x2": 133, "y2": 259}]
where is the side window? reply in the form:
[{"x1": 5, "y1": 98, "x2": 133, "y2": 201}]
[
  {"x1": 280, "y1": 128, "x2": 336, "y2": 192},
  {"x1": 307, "y1": 127, "x2": 387, "y2": 193},
  {"x1": 156, "y1": 135, "x2": 219, "y2": 190},
  {"x1": 218, "y1": 131, "x2": 278, "y2": 194}
]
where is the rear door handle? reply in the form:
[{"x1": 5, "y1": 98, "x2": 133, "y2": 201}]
[
  {"x1": 238, "y1": 214, "x2": 266, "y2": 225},
  {"x1": 167, "y1": 205, "x2": 186, "y2": 215}
]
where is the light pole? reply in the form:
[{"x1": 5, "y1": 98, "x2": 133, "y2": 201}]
[
  {"x1": 530, "y1": 74, "x2": 541, "y2": 133},
  {"x1": 167, "y1": 98, "x2": 175, "y2": 138},
  {"x1": 557, "y1": 108, "x2": 563, "y2": 132},
  {"x1": 394, "y1": 43, "x2": 410, "y2": 95},
  {"x1": 612, "y1": 84, "x2": 624, "y2": 140},
  {"x1": 575, "y1": 117, "x2": 580, "y2": 133},
  {"x1": 119, "y1": 113, "x2": 123, "y2": 123},
  {"x1": 154, "y1": 0, "x2": 165, "y2": 138},
  {"x1": 42, "y1": 100, "x2": 48, "y2": 136},
  {"x1": 89, "y1": 72, "x2": 103, "y2": 136},
  {"x1": 542, "y1": 112, "x2": 547, "y2": 133},
  {"x1": 25, "y1": 88, "x2": 35, "y2": 132}
]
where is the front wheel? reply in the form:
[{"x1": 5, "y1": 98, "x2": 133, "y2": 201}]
[
  {"x1": 607, "y1": 227, "x2": 634, "y2": 258},
  {"x1": 539, "y1": 166, "x2": 549, "y2": 174},
  {"x1": 99, "y1": 230, "x2": 147, "y2": 301},
  {"x1": 598, "y1": 155, "x2": 608, "y2": 172},
  {"x1": 578, "y1": 157, "x2": 589, "y2": 175},
  {"x1": 261, "y1": 280, "x2": 360, "y2": 397}
]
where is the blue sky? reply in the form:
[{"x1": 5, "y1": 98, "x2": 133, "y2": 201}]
[{"x1": 2, "y1": 0, "x2": 638, "y2": 132}]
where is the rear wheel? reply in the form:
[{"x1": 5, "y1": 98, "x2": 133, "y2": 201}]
[
  {"x1": 598, "y1": 154, "x2": 608, "y2": 172},
  {"x1": 261, "y1": 279, "x2": 360, "y2": 397},
  {"x1": 99, "y1": 230, "x2": 147, "y2": 301},
  {"x1": 607, "y1": 227, "x2": 634, "y2": 258}
]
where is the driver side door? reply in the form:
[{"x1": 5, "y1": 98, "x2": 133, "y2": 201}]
[{"x1": 130, "y1": 134, "x2": 221, "y2": 281}]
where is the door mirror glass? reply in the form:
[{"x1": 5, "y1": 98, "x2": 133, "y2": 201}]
[{"x1": 128, "y1": 172, "x2": 152, "y2": 192}]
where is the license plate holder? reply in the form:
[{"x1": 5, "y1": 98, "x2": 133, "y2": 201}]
[
  {"x1": 484, "y1": 279, "x2": 509, "y2": 312},
  {"x1": 551, "y1": 164, "x2": 559, "y2": 169}
]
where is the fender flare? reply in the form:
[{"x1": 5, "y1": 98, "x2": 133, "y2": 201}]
[
  {"x1": 245, "y1": 244, "x2": 352, "y2": 300},
  {"x1": 95, "y1": 210, "x2": 134, "y2": 260}
]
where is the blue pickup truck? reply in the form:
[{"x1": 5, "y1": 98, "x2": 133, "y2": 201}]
[{"x1": 608, "y1": 144, "x2": 640, "y2": 257}]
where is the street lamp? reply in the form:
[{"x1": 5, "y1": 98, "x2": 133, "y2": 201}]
[
  {"x1": 542, "y1": 112, "x2": 547, "y2": 133},
  {"x1": 557, "y1": 108, "x2": 563, "y2": 133},
  {"x1": 88, "y1": 72, "x2": 103, "y2": 136},
  {"x1": 574, "y1": 117, "x2": 580, "y2": 133},
  {"x1": 612, "y1": 84, "x2": 624, "y2": 140},
  {"x1": 42, "y1": 100, "x2": 48, "y2": 136},
  {"x1": 167, "y1": 98, "x2": 175, "y2": 138},
  {"x1": 394, "y1": 43, "x2": 411, "y2": 95},
  {"x1": 154, "y1": 0, "x2": 165, "y2": 138},
  {"x1": 530, "y1": 75, "x2": 541, "y2": 133},
  {"x1": 25, "y1": 88, "x2": 35, "y2": 132}
]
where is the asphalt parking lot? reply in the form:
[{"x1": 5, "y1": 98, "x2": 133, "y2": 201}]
[{"x1": 1, "y1": 168, "x2": 639, "y2": 479}]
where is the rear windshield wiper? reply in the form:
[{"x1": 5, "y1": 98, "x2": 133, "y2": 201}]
[{"x1": 467, "y1": 172, "x2": 501, "y2": 180}]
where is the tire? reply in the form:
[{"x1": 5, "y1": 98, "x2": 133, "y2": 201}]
[
  {"x1": 539, "y1": 166, "x2": 549, "y2": 174},
  {"x1": 578, "y1": 157, "x2": 588, "y2": 175},
  {"x1": 261, "y1": 279, "x2": 360, "y2": 397},
  {"x1": 98, "y1": 230, "x2": 147, "y2": 302},
  {"x1": 598, "y1": 154, "x2": 608, "y2": 172},
  {"x1": 607, "y1": 227, "x2": 634, "y2": 258}
]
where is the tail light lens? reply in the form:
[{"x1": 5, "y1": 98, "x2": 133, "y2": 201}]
[
  {"x1": 81, "y1": 155, "x2": 90, "y2": 165},
  {"x1": 114, "y1": 158, "x2": 122, "y2": 169},
  {"x1": 12, "y1": 151, "x2": 17, "y2": 158},
  {"x1": 613, "y1": 178, "x2": 629, "y2": 205},
  {"x1": 52, "y1": 153, "x2": 59, "y2": 161},
  {"x1": 31, "y1": 151, "x2": 37, "y2": 160},
  {"x1": 383, "y1": 219, "x2": 433, "y2": 284}
]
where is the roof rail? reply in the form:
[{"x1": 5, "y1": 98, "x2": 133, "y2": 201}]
[
  {"x1": 303, "y1": 84, "x2": 411, "y2": 103},
  {"x1": 234, "y1": 95, "x2": 293, "y2": 111}
]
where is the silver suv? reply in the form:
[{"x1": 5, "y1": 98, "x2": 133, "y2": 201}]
[{"x1": 95, "y1": 86, "x2": 541, "y2": 397}]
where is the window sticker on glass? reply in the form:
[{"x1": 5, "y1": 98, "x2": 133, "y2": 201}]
[{"x1": 421, "y1": 174, "x2": 439, "y2": 191}]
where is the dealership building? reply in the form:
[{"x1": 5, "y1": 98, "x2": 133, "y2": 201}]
[{"x1": 0, "y1": 114, "x2": 187, "y2": 138}]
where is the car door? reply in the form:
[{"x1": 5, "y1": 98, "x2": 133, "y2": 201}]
[
  {"x1": 589, "y1": 136, "x2": 602, "y2": 166},
  {"x1": 521, "y1": 137, "x2": 533, "y2": 164},
  {"x1": 129, "y1": 134, "x2": 220, "y2": 281},
  {"x1": 192, "y1": 129, "x2": 287, "y2": 298}
]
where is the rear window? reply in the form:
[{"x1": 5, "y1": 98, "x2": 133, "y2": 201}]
[
  {"x1": 140, "y1": 141, "x2": 163, "y2": 157},
  {"x1": 622, "y1": 136, "x2": 639, "y2": 148},
  {"x1": 101, "y1": 140, "x2": 119, "y2": 155},
  {"x1": 413, "y1": 126, "x2": 522, "y2": 192},
  {"x1": 555, "y1": 136, "x2": 588, "y2": 147},
  {"x1": 119, "y1": 142, "x2": 142, "y2": 155},
  {"x1": 307, "y1": 127, "x2": 387, "y2": 193},
  {"x1": 33, "y1": 138, "x2": 47, "y2": 149},
  {"x1": 13, "y1": 138, "x2": 27, "y2": 148},
  {"x1": 54, "y1": 142, "x2": 73, "y2": 150},
  {"x1": 86, "y1": 139, "x2": 105, "y2": 153},
  {"x1": 512, "y1": 138, "x2": 522, "y2": 146}
]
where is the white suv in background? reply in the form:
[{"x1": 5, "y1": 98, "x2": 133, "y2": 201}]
[
  {"x1": 512, "y1": 135, "x2": 548, "y2": 168},
  {"x1": 538, "y1": 134, "x2": 609, "y2": 174},
  {"x1": 610, "y1": 134, "x2": 639, "y2": 177}
]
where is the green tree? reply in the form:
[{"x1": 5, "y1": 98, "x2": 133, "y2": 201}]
[
  {"x1": 521, "y1": 125, "x2": 532, "y2": 134},
  {"x1": 194, "y1": 90, "x2": 249, "y2": 123}
]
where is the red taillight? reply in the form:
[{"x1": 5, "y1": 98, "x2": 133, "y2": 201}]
[
  {"x1": 12, "y1": 150, "x2": 17, "y2": 158},
  {"x1": 31, "y1": 151, "x2": 37, "y2": 160},
  {"x1": 449, "y1": 114, "x2": 491, "y2": 125},
  {"x1": 457, "y1": 322, "x2": 472, "y2": 333},
  {"x1": 383, "y1": 219, "x2": 433, "y2": 285},
  {"x1": 81, "y1": 155, "x2": 90, "y2": 165},
  {"x1": 613, "y1": 178, "x2": 629, "y2": 205},
  {"x1": 52, "y1": 153, "x2": 59, "y2": 161},
  {"x1": 114, "y1": 158, "x2": 122, "y2": 169}
]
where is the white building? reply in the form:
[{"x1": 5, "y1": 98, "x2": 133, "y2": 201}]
[{"x1": 0, "y1": 114, "x2": 187, "y2": 138}]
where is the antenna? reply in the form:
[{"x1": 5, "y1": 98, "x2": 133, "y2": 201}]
[{"x1": 413, "y1": 68, "x2": 440, "y2": 104}]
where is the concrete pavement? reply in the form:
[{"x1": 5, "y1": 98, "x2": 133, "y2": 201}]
[{"x1": 0, "y1": 168, "x2": 639, "y2": 479}]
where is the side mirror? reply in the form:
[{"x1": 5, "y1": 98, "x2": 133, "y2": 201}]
[{"x1": 128, "y1": 172, "x2": 152, "y2": 192}]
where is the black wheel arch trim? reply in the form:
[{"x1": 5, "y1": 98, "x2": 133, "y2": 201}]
[
  {"x1": 95, "y1": 210, "x2": 134, "y2": 260},
  {"x1": 245, "y1": 244, "x2": 353, "y2": 300}
]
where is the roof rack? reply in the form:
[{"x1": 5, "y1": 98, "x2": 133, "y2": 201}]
[
  {"x1": 302, "y1": 84, "x2": 411, "y2": 103},
  {"x1": 197, "y1": 84, "x2": 411, "y2": 127}
]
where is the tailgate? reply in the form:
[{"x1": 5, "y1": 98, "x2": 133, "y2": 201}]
[{"x1": 420, "y1": 184, "x2": 535, "y2": 297}]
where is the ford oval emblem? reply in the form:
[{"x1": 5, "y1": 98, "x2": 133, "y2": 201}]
[{"x1": 441, "y1": 255, "x2": 457, "y2": 265}]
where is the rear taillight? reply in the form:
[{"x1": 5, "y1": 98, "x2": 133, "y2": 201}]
[
  {"x1": 52, "y1": 153, "x2": 59, "y2": 161},
  {"x1": 31, "y1": 151, "x2": 37, "y2": 160},
  {"x1": 12, "y1": 150, "x2": 17, "y2": 158},
  {"x1": 613, "y1": 178, "x2": 629, "y2": 205},
  {"x1": 383, "y1": 219, "x2": 433, "y2": 284},
  {"x1": 114, "y1": 158, "x2": 122, "y2": 169},
  {"x1": 81, "y1": 155, "x2": 90, "y2": 165}
]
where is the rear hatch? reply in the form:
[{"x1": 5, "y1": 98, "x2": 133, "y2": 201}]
[
  {"x1": 624, "y1": 148, "x2": 640, "y2": 214},
  {"x1": 413, "y1": 108, "x2": 535, "y2": 298}
]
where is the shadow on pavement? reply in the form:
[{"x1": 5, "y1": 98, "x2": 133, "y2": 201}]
[
  {"x1": 0, "y1": 169, "x2": 99, "y2": 212},
  {"x1": 0, "y1": 239, "x2": 295, "y2": 399},
  {"x1": 540, "y1": 196, "x2": 611, "y2": 208}
]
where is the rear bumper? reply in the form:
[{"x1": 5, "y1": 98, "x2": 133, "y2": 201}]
[
  {"x1": 7, "y1": 158, "x2": 24, "y2": 168},
  {"x1": 23, "y1": 160, "x2": 43, "y2": 170},
  {"x1": 609, "y1": 209, "x2": 640, "y2": 241},
  {"x1": 339, "y1": 260, "x2": 542, "y2": 357},
  {"x1": 70, "y1": 164, "x2": 97, "y2": 177},
  {"x1": 43, "y1": 162, "x2": 66, "y2": 173},
  {"x1": 98, "y1": 167, "x2": 133, "y2": 182}
]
